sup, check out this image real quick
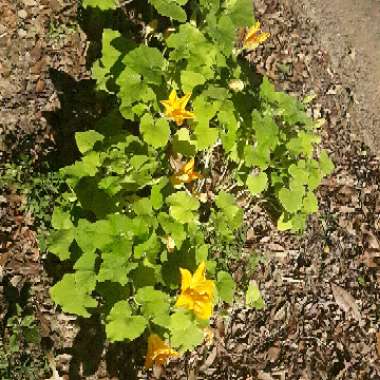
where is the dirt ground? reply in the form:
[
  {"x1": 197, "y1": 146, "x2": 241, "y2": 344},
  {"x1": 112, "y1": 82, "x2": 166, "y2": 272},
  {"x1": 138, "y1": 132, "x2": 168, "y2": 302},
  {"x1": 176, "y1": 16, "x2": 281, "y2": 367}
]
[
  {"x1": 1, "y1": 0, "x2": 380, "y2": 379},
  {"x1": 287, "y1": 0, "x2": 380, "y2": 153}
]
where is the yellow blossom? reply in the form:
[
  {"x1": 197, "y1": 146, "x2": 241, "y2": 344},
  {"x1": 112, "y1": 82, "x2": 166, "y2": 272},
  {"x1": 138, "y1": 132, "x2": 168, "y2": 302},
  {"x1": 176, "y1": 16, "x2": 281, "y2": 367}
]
[
  {"x1": 175, "y1": 261, "x2": 215, "y2": 320},
  {"x1": 160, "y1": 90, "x2": 195, "y2": 126},
  {"x1": 243, "y1": 21, "x2": 270, "y2": 50},
  {"x1": 144, "y1": 334, "x2": 179, "y2": 369},
  {"x1": 170, "y1": 158, "x2": 202, "y2": 186}
]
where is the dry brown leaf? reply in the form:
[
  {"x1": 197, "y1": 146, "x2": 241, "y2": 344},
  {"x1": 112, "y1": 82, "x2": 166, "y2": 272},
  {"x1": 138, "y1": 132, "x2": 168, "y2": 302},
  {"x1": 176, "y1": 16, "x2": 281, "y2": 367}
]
[
  {"x1": 361, "y1": 250, "x2": 380, "y2": 268},
  {"x1": 257, "y1": 371, "x2": 275, "y2": 380},
  {"x1": 331, "y1": 284, "x2": 362, "y2": 322},
  {"x1": 376, "y1": 332, "x2": 380, "y2": 358},
  {"x1": 267, "y1": 343, "x2": 281, "y2": 362}
]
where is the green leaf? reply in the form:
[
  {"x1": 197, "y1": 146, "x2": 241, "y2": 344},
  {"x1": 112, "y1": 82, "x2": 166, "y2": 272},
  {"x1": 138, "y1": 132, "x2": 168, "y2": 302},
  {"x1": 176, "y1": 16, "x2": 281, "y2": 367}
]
[
  {"x1": 206, "y1": 14, "x2": 235, "y2": 55},
  {"x1": 170, "y1": 311, "x2": 203, "y2": 352},
  {"x1": 151, "y1": 178, "x2": 169, "y2": 210},
  {"x1": 134, "y1": 233, "x2": 161, "y2": 262},
  {"x1": 252, "y1": 111, "x2": 279, "y2": 151},
  {"x1": 73, "y1": 252, "x2": 97, "y2": 292},
  {"x1": 288, "y1": 163, "x2": 309, "y2": 186},
  {"x1": 158, "y1": 213, "x2": 187, "y2": 250},
  {"x1": 117, "y1": 68, "x2": 156, "y2": 119},
  {"x1": 48, "y1": 229, "x2": 75, "y2": 260},
  {"x1": 61, "y1": 152, "x2": 102, "y2": 182},
  {"x1": 246, "y1": 172, "x2": 268, "y2": 196},
  {"x1": 106, "y1": 301, "x2": 147, "y2": 342},
  {"x1": 123, "y1": 45, "x2": 166, "y2": 86},
  {"x1": 214, "y1": 191, "x2": 243, "y2": 230},
  {"x1": 92, "y1": 29, "x2": 129, "y2": 92},
  {"x1": 216, "y1": 271, "x2": 235, "y2": 303},
  {"x1": 75, "y1": 219, "x2": 114, "y2": 253},
  {"x1": 287, "y1": 131, "x2": 321, "y2": 158},
  {"x1": 50, "y1": 274, "x2": 97, "y2": 317},
  {"x1": 135, "y1": 287, "x2": 170, "y2": 327},
  {"x1": 97, "y1": 242, "x2": 136, "y2": 285},
  {"x1": 132, "y1": 197, "x2": 153, "y2": 216},
  {"x1": 303, "y1": 192, "x2": 318, "y2": 214},
  {"x1": 75, "y1": 130, "x2": 104, "y2": 154},
  {"x1": 195, "y1": 244, "x2": 209, "y2": 264},
  {"x1": 51, "y1": 208, "x2": 73, "y2": 230},
  {"x1": 82, "y1": 0, "x2": 118, "y2": 10},
  {"x1": 140, "y1": 114, "x2": 170, "y2": 148},
  {"x1": 319, "y1": 150, "x2": 334, "y2": 176},
  {"x1": 245, "y1": 280, "x2": 265, "y2": 310},
  {"x1": 225, "y1": 0, "x2": 254, "y2": 27},
  {"x1": 181, "y1": 70, "x2": 206, "y2": 92},
  {"x1": 167, "y1": 24, "x2": 206, "y2": 61},
  {"x1": 130, "y1": 264, "x2": 157, "y2": 288},
  {"x1": 166, "y1": 192, "x2": 200, "y2": 224},
  {"x1": 244, "y1": 144, "x2": 270, "y2": 170},
  {"x1": 194, "y1": 123, "x2": 219, "y2": 150},
  {"x1": 148, "y1": 0, "x2": 187, "y2": 22},
  {"x1": 307, "y1": 167, "x2": 323, "y2": 190},
  {"x1": 278, "y1": 187, "x2": 305, "y2": 213},
  {"x1": 172, "y1": 128, "x2": 196, "y2": 156},
  {"x1": 277, "y1": 213, "x2": 293, "y2": 231}
]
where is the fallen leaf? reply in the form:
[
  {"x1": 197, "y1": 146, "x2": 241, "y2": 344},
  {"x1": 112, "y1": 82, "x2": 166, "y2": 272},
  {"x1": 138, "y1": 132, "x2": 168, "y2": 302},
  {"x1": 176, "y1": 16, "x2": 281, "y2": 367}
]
[
  {"x1": 376, "y1": 332, "x2": 380, "y2": 358},
  {"x1": 257, "y1": 371, "x2": 275, "y2": 380},
  {"x1": 331, "y1": 284, "x2": 361, "y2": 322},
  {"x1": 267, "y1": 343, "x2": 281, "y2": 362},
  {"x1": 361, "y1": 250, "x2": 380, "y2": 268}
]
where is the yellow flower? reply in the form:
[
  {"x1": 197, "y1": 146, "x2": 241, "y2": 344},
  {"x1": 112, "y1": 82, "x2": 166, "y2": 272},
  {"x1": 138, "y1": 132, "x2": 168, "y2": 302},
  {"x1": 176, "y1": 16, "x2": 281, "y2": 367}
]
[
  {"x1": 144, "y1": 334, "x2": 179, "y2": 369},
  {"x1": 160, "y1": 90, "x2": 195, "y2": 126},
  {"x1": 170, "y1": 158, "x2": 202, "y2": 186},
  {"x1": 175, "y1": 261, "x2": 215, "y2": 320},
  {"x1": 243, "y1": 21, "x2": 270, "y2": 50}
]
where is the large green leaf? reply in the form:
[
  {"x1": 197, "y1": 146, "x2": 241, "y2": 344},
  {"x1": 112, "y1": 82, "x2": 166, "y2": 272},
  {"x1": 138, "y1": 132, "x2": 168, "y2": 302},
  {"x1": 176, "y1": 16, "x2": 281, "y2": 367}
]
[
  {"x1": 214, "y1": 192, "x2": 243, "y2": 230},
  {"x1": 75, "y1": 130, "x2": 104, "y2": 154},
  {"x1": 51, "y1": 208, "x2": 73, "y2": 230},
  {"x1": 50, "y1": 274, "x2": 97, "y2": 317},
  {"x1": 194, "y1": 123, "x2": 219, "y2": 150},
  {"x1": 169, "y1": 311, "x2": 203, "y2": 351},
  {"x1": 106, "y1": 301, "x2": 147, "y2": 342},
  {"x1": 166, "y1": 192, "x2": 200, "y2": 224},
  {"x1": 181, "y1": 70, "x2": 206, "y2": 93},
  {"x1": 97, "y1": 240, "x2": 135, "y2": 285},
  {"x1": 140, "y1": 114, "x2": 170, "y2": 148},
  {"x1": 148, "y1": 0, "x2": 188, "y2": 22},
  {"x1": 246, "y1": 172, "x2": 268, "y2": 196},
  {"x1": 216, "y1": 271, "x2": 235, "y2": 303},
  {"x1": 278, "y1": 187, "x2": 305, "y2": 213},
  {"x1": 225, "y1": 0, "x2": 254, "y2": 27},
  {"x1": 123, "y1": 45, "x2": 166, "y2": 86},
  {"x1": 135, "y1": 286, "x2": 170, "y2": 326},
  {"x1": 47, "y1": 229, "x2": 75, "y2": 260}
]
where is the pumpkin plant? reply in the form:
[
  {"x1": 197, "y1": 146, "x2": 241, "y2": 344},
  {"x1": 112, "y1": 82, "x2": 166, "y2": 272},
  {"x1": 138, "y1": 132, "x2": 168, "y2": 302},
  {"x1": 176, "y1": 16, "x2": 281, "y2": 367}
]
[{"x1": 47, "y1": 0, "x2": 334, "y2": 369}]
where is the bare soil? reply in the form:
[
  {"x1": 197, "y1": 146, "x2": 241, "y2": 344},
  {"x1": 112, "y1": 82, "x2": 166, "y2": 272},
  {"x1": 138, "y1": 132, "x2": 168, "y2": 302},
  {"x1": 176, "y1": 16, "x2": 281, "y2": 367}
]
[{"x1": 287, "y1": 0, "x2": 380, "y2": 153}]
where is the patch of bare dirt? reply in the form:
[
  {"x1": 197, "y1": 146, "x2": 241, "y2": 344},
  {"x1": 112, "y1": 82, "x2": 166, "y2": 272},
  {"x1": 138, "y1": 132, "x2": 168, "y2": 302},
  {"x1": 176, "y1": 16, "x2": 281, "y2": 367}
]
[{"x1": 286, "y1": 0, "x2": 380, "y2": 153}]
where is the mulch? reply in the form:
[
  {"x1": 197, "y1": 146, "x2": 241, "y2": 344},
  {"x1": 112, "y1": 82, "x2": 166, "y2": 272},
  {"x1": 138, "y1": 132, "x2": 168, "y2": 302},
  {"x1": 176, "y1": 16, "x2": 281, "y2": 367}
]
[{"x1": 1, "y1": 0, "x2": 379, "y2": 379}]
